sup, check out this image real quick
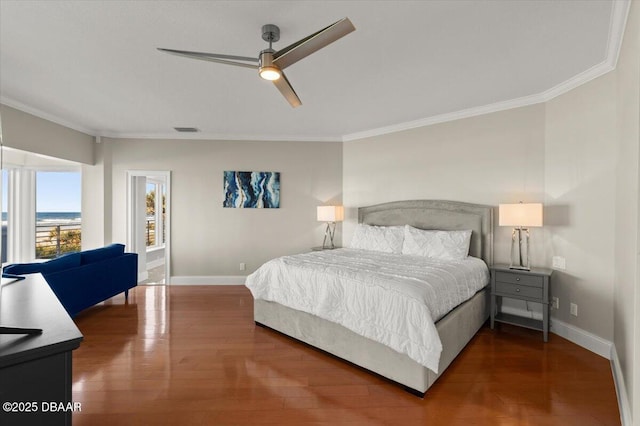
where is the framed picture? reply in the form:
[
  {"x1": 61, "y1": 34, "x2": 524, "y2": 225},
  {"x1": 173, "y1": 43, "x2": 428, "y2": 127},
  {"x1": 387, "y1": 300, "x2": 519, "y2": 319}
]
[{"x1": 223, "y1": 171, "x2": 280, "y2": 208}]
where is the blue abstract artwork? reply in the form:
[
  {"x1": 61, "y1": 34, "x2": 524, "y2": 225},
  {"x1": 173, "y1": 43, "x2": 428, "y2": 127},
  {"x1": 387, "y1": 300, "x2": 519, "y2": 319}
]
[{"x1": 223, "y1": 171, "x2": 280, "y2": 208}]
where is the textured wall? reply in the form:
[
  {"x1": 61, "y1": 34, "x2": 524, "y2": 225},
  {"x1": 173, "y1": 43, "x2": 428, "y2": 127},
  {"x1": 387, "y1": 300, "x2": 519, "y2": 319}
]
[
  {"x1": 544, "y1": 72, "x2": 617, "y2": 341},
  {"x1": 105, "y1": 138, "x2": 342, "y2": 277},
  {"x1": 612, "y1": 0, "x2": 640, "y2": 419},
  {"x1": 343, "y1": 104, "x2": 547, "y2": 267}
]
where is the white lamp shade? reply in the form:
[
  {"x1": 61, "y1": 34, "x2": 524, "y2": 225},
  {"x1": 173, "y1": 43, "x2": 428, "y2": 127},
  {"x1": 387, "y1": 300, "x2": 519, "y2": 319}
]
[
  {"x1": 499, "y1": 203, "x2": 543, "y2": 227},
  {"x1": 317, "y1": 206, "x2": 344, "y2": 222}
]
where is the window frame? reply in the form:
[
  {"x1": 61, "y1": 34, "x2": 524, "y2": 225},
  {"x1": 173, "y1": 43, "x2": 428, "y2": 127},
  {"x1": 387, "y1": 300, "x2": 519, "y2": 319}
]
[{"x1": 3, "y1": 163, "x2": 81, "y2": 262}]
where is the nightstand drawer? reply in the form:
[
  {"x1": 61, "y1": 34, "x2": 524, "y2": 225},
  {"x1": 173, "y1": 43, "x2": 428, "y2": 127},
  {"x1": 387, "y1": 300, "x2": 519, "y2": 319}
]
[
  {"x1": 495, "y1": 282, "x2": 543, "y2": 299},
  {"x1": 495, "y1": 271, "x2": 544, "y2": 288}
]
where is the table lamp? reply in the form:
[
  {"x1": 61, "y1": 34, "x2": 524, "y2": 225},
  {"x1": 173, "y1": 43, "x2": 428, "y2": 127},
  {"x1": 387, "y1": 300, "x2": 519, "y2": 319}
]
[
  {"x1": 317, "y1": 206, "x2": 344, "y2": 249},
  {"x1": 499, "y1": 202, "x2": 543, "y2": 270}
]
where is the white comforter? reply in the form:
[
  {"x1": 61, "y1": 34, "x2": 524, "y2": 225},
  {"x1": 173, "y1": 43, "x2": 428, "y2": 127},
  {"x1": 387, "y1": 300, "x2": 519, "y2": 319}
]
[{"x1": 245, "y1": 248, "x2": 489, "y2": 373}]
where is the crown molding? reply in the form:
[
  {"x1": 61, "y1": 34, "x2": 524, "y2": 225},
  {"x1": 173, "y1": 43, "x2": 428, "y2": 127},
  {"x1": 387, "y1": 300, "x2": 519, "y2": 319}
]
[
  {"x1": 607, "y1": 0, "x2": 632, "y2": 66},
  {"x1": 342, "y1": 92, "x2": 546, "y2": 142},
  {"x1": 99, "y1": 131, "x2": 342, "y2": 143},
  {"x1": 537, "y1": 0, "x2": 630, "y2": 102},
  {"x1": 342, "y1": 55, "x2": 617, "y2": 142},
  {"x1": 0, "y1": 97, "x2": 341, "y2": 142},
  {"x1": 2, "y1": 1, "x2": 631, "y2": 145},
  {"x1": 343, "y1": 0, "x2": 631, "y2": 142},
  {"x1": 0, "y1": 96, "x2": 97, "y2": 137}
]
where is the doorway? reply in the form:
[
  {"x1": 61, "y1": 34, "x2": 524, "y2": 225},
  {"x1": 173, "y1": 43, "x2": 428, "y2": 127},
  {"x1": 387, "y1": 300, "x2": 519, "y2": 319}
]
[{"x1": 127, "y1": 170, "x2": 171, "y2": 285}]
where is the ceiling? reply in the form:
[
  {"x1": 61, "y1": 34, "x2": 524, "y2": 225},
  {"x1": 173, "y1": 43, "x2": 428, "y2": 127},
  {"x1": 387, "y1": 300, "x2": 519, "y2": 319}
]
[{"x1": 0, "y1": 1, "x2": 629, "y2": 142}]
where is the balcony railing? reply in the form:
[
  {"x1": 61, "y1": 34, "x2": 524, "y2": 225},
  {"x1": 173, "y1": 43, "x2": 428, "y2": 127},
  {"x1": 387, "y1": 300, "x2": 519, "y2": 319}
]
[
  {"x1": 146, "y1": 218, "x2": 155, "y2": 246},
  {"x1": 146, "y1": 217, "x2": 166, "y2": 247},
  {"x1": 33, "y1": 218, "x2": 161, "y2": 259},
  {"x1": 36, "y1": 221, "x2": 82, "y2": 259}
]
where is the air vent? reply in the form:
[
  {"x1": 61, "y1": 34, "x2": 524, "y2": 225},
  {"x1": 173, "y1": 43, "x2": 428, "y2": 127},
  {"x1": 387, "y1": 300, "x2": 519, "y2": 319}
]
[{"x1": 173, "y1": 127, "x2": 199, "y2": 133}]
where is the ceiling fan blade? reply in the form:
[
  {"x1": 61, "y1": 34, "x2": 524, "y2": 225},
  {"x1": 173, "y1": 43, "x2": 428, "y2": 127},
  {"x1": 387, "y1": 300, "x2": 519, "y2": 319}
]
[
  {"x1": 158, "y1": 48, "x2": 258, "y2": 69},
  {"x1": 273, "y1": 72, "x2": 302, "y2": 108},
  {"x1": 273, "y1": 17, "x2": 355, "y2": 70}
]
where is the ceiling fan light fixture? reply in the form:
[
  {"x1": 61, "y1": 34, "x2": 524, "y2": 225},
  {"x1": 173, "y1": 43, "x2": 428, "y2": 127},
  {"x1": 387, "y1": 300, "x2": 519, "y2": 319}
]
[
  {"x1": 159, "y1": 18, "x2": 355, "y2": 107},
  {"x1": 258, "y1": 49, "x2": 281, "y2": 81},
  {"x1": 259, "y1": 66, "x2": 281, "y2": 81}
]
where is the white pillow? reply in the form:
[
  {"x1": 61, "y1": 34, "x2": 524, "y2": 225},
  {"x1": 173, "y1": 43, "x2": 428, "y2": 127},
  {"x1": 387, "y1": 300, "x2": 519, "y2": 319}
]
[
  {"x1": 349, "y1": 224, "x2": 404, "y2": 254},
  {"x1": 402, "y1": 225, "x2": 472, "y2": 260}
]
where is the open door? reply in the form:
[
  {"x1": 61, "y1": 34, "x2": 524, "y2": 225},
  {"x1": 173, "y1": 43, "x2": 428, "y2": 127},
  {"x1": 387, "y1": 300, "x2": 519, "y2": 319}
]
[{"x1": 127, "y1": 171, "x2": 171, "y2": 285}]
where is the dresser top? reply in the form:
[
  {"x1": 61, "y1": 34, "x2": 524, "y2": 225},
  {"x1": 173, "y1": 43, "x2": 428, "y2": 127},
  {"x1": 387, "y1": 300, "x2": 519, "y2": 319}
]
[{"x1": 0, "y1": 273, "x2": 83, "y2": 368}]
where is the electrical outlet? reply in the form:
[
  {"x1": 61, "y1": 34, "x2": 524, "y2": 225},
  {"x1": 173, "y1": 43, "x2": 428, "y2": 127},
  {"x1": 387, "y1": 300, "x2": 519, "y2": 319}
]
[
  {"x1": 239, "y1": 262, "x2": 246, "y2": 271},
  {"x1": 552, "y1": 297, "x2": 559, "y2": 310},
  {"x1": 570, "y1": 303, "x2": 578, "y2": 317},
  {"x1": 552, "y1": 256, "x2": 566, "y2": 270}
]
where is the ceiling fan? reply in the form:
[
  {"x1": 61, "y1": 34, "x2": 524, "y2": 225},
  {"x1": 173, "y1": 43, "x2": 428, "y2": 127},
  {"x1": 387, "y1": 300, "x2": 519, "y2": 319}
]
[{"x1": 158, "y1": 17, "x2": 355, "y2": 108}]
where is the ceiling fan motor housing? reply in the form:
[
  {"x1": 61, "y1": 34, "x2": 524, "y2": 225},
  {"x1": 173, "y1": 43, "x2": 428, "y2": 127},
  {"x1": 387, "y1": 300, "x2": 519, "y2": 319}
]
[
  {"x1": 259, "y1": 49, "x2": 275, "y2": 67},
  {"x1": 261, "y1": 24, "x2": 280, "y2": 43}
]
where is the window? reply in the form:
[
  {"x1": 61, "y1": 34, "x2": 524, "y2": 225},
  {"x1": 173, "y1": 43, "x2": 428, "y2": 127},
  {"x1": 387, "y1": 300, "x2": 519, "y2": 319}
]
[
  {"x1": 0, "y1": 148, "x2": 81, "y2": 262},
  {"x1": 146, "y1": 180, "x2": 165, "y2": 248},
  {"x1": 35, "y1": 171, "x2": 82, "y2": 259}
]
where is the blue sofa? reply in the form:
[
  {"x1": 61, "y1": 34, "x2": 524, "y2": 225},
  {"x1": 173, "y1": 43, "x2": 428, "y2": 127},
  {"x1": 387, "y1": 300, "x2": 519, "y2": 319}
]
[{"x1": 4, "y1": 243, "x2": 138, "y2": 317}]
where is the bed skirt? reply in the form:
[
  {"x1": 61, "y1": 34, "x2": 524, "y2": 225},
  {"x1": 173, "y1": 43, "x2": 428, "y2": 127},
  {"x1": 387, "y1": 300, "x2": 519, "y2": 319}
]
[{"x1": 254, "y1": 286, "x2": 490, "y2": 396}]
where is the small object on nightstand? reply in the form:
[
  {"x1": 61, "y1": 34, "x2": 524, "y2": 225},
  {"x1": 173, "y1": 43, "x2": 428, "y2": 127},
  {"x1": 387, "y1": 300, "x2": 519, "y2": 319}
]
[{"x1": 490, "y1": 264, "x2": 553, "y2": 342}]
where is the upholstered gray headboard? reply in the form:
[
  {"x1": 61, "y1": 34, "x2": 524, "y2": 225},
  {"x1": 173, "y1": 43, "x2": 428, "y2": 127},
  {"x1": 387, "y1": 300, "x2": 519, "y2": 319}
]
[{"x1": 358, "y1": 200, "x2": 494, "y2": 266}]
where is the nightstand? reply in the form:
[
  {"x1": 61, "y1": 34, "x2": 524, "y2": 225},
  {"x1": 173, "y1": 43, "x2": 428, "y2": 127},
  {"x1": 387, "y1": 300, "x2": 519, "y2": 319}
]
[{"x1": 490, "y1": 264, "x2": 553, "y2": 342}]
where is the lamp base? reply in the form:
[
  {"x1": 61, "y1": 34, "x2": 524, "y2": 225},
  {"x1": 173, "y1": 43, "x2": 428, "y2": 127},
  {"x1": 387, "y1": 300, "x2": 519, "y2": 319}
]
[
  {"x1": 322, "y1": 222, "x2": 336, "y2": 250},
  {"x1": 509, "y1": 227, "x2": 531, "y2": 270}
]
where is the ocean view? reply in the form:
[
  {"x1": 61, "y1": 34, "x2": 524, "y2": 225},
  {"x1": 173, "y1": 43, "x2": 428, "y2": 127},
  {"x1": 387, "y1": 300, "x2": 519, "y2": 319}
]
[
  {"x1": 0, "y1": 213, "x2": 82, "y2": 261},
  {"x1": 2, "y1": 212, "x2": 81, "y2": 223},
  {"x1": 36, "y1": 212, "x2": 81, "y2": 223}
]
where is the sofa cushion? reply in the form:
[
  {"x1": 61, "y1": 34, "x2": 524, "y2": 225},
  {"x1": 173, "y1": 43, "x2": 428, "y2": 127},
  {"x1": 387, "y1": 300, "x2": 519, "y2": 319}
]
[
  {"x1": 4, "y1": 252, "x2": 82, "y2": 275},
  {"x1": 80, "y1": 243, "x2": 125, "y2": 265}
]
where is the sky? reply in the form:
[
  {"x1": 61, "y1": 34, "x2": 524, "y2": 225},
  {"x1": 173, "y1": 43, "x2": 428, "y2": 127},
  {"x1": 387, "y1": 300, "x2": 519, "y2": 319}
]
[
  {"x1": 37, "y1": 172, "x2": 81, "y2": 212},
  {"x1": 2, "y1": 171, "x2": 81, "y2": 212}
]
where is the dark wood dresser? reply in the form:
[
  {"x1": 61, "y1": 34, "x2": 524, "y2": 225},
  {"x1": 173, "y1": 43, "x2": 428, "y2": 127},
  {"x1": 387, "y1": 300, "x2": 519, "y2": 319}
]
[{"x1": 0, "y1": 273, "x2": 83, "y2": 426}]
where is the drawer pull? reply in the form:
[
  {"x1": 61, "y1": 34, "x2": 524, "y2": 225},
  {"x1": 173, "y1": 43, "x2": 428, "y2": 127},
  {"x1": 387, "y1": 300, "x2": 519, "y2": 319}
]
[
  {"x1": 516, "y1": 277, "x2": 520, "y2": 281},
  {"x1": 516, "y1": 288, "x2": 520, "y2": 292}
]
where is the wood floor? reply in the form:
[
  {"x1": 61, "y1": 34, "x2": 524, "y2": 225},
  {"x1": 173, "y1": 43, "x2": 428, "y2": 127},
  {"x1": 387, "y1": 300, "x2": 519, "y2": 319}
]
[{"x1": 71, "y1": 285, "x2": 621, "y2": 425}]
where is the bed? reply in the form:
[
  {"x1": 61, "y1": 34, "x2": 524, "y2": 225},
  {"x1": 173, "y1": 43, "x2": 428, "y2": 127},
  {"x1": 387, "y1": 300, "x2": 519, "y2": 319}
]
[{"x1": 249, "y1": 200, "x2": 494, "y2": 396}]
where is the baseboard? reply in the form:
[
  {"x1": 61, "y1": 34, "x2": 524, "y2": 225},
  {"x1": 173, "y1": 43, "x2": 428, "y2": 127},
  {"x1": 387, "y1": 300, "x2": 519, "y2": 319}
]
[
  {"x1": 549, "y1": 318, "x2": 612, "y2": 359},
  {"x1": 500, "y1": 305, "x2": 612, "y2": 359},
  {"x1": 146, "y1": 257, "x2": 165, "y2": 270},
  {"x1": 170, "y1": 275, "x2": 246, "y2": 285},
  {"x1": 610, "y1": 345, "x2": 632, "y2": 426}
]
